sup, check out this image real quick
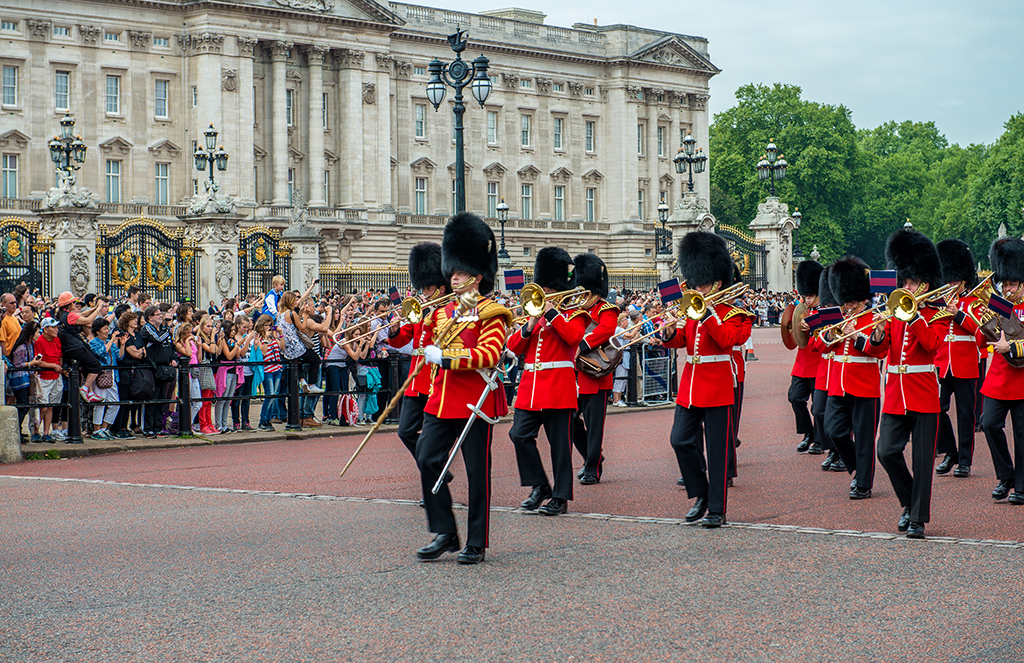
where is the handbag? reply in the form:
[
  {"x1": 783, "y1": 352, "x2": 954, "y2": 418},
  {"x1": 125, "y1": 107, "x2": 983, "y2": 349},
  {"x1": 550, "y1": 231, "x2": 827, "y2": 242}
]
[
  {"x1": 96, "y1": 369, "x2": 114, "y2": 390},
  {"x1": 575, "y1": 320, "x2": 624, "y2": 378},
  {"x1": 129, "y1": 365, "x2": 156, "y2": 400},
  {"x1": 297, "y1": 329, "x2": 315, "y2": 350},
  {"x1": 153, "y1": 364, "x2": 176, "y2": 382}
]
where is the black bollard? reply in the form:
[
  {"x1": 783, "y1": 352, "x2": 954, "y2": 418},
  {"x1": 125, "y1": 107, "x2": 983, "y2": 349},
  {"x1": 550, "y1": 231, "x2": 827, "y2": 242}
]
[
  {"x1": 286, "y1": 357, "x2": 302, "y2": 431},
  {"x1": 67, "y1": 360, "x2": 83, "y2": 444}
]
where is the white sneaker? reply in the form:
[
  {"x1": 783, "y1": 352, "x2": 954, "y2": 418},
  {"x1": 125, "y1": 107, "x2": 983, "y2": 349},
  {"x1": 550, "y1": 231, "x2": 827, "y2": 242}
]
[
  {"x1": 299, "y1": 379, "x2": 310, "y2": 393},
  {"x1": 305, "y1": 383, "x2": 324, "y2": 394}
]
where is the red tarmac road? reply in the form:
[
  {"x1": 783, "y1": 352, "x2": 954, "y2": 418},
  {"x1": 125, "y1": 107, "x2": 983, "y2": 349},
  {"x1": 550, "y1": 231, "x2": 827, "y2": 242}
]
[{"x1": 3, "y1": 327, "x2": 1021, "y2": 542}]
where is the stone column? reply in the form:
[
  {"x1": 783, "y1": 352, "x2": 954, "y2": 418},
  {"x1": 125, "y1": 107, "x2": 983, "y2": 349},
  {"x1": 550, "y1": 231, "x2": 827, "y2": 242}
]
[
  {"x1": 271, "y1": 41, "x2": 293, "y2": 206},
  {"x1": 236, "y1": 36, "x2": 258, "y2": 206},
  {"x1": 282, "y1": 222, "x2": 321, "y2": 290},
  {"x1": 689, "y1": 93, "x2": 711, "y2": 199},
  {"x1": 748, "y1": 196, "x2": 796, "y2": 292},
  {"x1": 335, "y1": 50, "x2": 365, "y2": 208},
  {"x1": 37, "y1": 209, "x2": 101, "y2": 299},
  {"x1": 305, "y1": 44, "x2": 328, "y2": 208}
]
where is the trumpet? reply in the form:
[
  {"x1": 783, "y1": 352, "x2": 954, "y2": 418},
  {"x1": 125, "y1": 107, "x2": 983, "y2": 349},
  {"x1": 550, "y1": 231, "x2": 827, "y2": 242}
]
[
  {"x1": 677, "y1": 282, "x2": 749, "y2": 321},
  {"x1": 830, "y1": 282, "x2": 960, "y2": 344},
  {"x1": 518, "y1": 283, "x2": 590, "y2": 318}
]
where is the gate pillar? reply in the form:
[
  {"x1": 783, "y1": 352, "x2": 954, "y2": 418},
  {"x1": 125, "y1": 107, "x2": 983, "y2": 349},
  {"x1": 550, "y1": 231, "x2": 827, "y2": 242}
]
[
  {"x1": 37, "y1": 209, "x2": 101, "y2": 298},
  {"x1": 282, "y1": 221, "x2": 320, "y2": 292},
  {"x1": 748, "y1": 197, "x2": 797, "y2": 292},
  {"x1": 183, "y1": 214, "x2": 242, "y2": 308}
]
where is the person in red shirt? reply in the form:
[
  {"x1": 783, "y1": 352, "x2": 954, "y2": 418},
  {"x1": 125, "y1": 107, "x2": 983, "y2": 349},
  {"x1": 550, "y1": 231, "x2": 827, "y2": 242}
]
[
  {"x1": 34, "y1": 317, "x2": 64, "y2": 441},
  {"x1": 508, "y1": 247, "x2": 588, "y2": 516},
  {"x1": 821, "y1": 257, "x2": 881, "y2": 500},
  {"x1": 660, "y1": 232, "x2": 751, "y2": 528},
  {"x1": 931, "y1": 239, "x2": 985, "y2": 478},
  {"x1": 807, "y1": 266, "x2": 846, "y2": 469},
  {"x1": 866, "y1": 229, "x2": 944, "y2": 538},
  {"x1": 415, "y1": 213, "x2": 512, "y2": 565},
  {"x1": 789, "y1": 260, "x2": 824, "y2": 452},
  {"x1": 570, "y1": 253, "x2": 620, "y2": 485},
  {"x1": 389, "y1": 242, "x2": 450, "y2": 472},
  {"x1": 978, "y1": 238, "x2": 1024, "y2": 505}
]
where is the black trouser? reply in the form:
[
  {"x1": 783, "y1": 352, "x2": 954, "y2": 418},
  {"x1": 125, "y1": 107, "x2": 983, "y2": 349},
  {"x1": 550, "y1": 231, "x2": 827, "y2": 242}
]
[
  {"x1": 825, "y1": 394, "x2": 880, "y2": 490},
  {"x1": 811, "y1": 388, "x2": 831, "y2": 450},
  {"x1": 727, "y1": 383, "x2": 744, "y2": 479},
  {"x1": 877, "y1": 411, "x2": 939, "y2": 523},
  {"x1": 981, "y1": 396, "x2": 1024, "y2": 492},
  {"x1": 398, "y1": 393, "x2": 428, "y2": 465},
  {"x1": 510, "y1": 408, "x2": 574, "y2": 501},
  {"x1": 788, "y1": 376, "x2": 815, "y2": 435},
  {"x1": 975, "y1": 358, "x2": 987, "y2": 422},
  {"x1": 572, "y1": 390, "x2": 609, "y2": 477},
  {"x1": 144, "y1": 379, "x2": 174, "y2": 433},
  {"x1": 670, "y1": 403, "x2": 732, "y2": 515},
  {"x1": 937, "y1": 375, "x2": 977, "y2": 465},
  {"x1": 417, "y1": 413, "x2": 493, "y2": 549},
  {"x1": 233, "y1": 374, "x2": 254, "y2": 425}
]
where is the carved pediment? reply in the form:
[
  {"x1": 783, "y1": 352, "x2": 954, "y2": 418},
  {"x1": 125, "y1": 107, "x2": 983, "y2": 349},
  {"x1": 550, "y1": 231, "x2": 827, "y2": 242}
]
[
  {"x1": 631, "y1": 36, "x2": 720, "y2": 75},
  {"x1": 410, "y1": 156, "x2": 436, "y2": 174},
  {"x1": 269, "y1": 0, "x2": 404, "y2": 26},
  {"x1": 517, "y1": 164, "x2": 540, "y2": 181},
  {"x1": 0, "y1": 130, "x2": 30, "y2": 150},
  {"x1": 390, "y1": 156, "x2": 398, "y2": 170},
  {"x1": 550, "y1": 166, "x2": 573, "y2": 183},
  {"x1": 253, "y1": 145, "x2": 267, "y2": 165},
  {"x1": 582, "y1": 169, "x2": 603, "y2": 183},
  {"x1": 288, "y1": 145, "x2": 306, "y2": 164},
  {"x1": 659, "y1": 173, "x2": 674, "y2": 185},
  {"x1": 447, "y1": 161, "x2": 473, "y2": 176},
  {"x1": 148, "y1": 140, "x2": 182, "y2": 159},
  {"x1": 324, "y1": 149, "x2": 339, "y2": 167},
  {"x1": 483, "y1": 162, "x2": 506, "y2": 178},
  {"x1": 99, "y1": 136, "x2": 133, "y2": 156}
]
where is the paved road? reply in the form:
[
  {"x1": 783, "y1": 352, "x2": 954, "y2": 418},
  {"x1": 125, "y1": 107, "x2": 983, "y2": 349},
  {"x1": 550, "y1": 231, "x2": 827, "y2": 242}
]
[{"x1": 2, "y1": 328, "x2": 1022, "y2": 661}]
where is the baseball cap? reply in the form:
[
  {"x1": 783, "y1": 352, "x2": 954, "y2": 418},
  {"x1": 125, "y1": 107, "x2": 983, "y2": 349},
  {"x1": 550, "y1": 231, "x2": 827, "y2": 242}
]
[{"x1": 40, "y1": 317, "x2": 58, "y2": 328}]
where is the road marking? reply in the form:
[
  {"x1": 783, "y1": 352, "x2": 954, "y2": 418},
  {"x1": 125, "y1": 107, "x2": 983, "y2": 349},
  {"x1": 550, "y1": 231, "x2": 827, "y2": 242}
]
[{"x1": 4, "y1": 474, "x2": 1021, "y2": 548}]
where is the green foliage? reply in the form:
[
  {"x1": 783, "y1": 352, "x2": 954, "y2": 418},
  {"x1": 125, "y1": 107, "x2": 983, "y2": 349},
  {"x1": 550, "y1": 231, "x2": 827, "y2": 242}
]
[
  {"x1": 709, "y1": 87, "x2": 1022, "y2": 269},
  {"x1": 25, "y1": 449, "x2": 61, "y2": 460}
]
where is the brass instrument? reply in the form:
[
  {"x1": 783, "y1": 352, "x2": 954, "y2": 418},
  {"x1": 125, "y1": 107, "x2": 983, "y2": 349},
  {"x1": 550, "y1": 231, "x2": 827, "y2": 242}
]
[
  {"x1": 965, "y1": 275, "x2": 1024, "y2": 368},
  {"x1": 332, "y1": 288, "x2": 465, "y2": 344},
  {"x1": 339, "y1": 291, "x2": 481, "y2": 478},
  {"x1": 677, "y1": 282, "x2": 749, "y2": 321},
  {"x1": 830, "y1": 283, "x2": 959, "y2": 343},
  {"x1": 518, "y1": 283, "x2": 590, "y2": 318}
]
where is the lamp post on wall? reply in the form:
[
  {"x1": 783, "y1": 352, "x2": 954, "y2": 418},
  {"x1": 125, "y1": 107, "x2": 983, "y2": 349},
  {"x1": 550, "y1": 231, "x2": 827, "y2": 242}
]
[
  {"x1": 791, "y1": 207, "x2": 803, "y2": 258},
  {"x1": 425, "y1": 29, "x2": 492, "y2": 214},
  {"x1": 657, "y1": 201, "x2": 672, "y2": 256},
  {"x1": 193, "y1": 124, "x2": 230, "y2": 188},
  {"x1": 672, "y1": 131, "x2": 707, "y2": 192},
  {"x1": 755, "y1": 138, "x2": 787, "y2": 197},
  {"x1": 48, "y1": 113, "x2": 88, "y2": 180},
  {"x1": 496, "y1": 197, "x2": 511, "y2": 264}
]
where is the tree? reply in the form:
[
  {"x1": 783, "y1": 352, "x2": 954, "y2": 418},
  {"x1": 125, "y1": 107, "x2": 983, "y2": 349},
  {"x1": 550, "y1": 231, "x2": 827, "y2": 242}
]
[{"x1": 968, "y1": 113, "x2": 1024, "y2": 264}]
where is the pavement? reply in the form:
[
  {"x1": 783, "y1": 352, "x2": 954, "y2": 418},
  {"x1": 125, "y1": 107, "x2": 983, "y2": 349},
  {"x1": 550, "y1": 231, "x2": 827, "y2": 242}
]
[{"x1": 3, "y1": 327, "x2": 1023, "y2": 662}]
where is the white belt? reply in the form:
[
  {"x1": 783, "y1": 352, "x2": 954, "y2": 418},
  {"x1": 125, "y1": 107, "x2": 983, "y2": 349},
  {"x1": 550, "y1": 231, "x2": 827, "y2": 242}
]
[
  {"x1": 412, "y1": 348, "x2": 425, "y2": 357},
  {"x1": 824, "y1": 352, "x2": 835, "y2": 360},
  {"x1": 838, "y1": 355, "x2": 878, "y2": 364},
  {"x1": 524, "y1": 361, "x2": 575, "y2": 372},
  {"x1": 886, "y1": 364, "x2": 936, "y2": 374},
  {"x1": 945, "y1": 335, "x2": 974, "y2": 343},
  {"x1": 686, "y1": 354, "x2": 732, "y2": 365}
]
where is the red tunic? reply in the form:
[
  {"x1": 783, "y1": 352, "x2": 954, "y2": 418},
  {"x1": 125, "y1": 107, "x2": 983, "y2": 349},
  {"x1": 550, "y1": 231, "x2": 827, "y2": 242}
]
[
  {"x1": 729, "y1": 311, "x2": 755, "y2": 384},
  {"x1": 981, "y1": 301, "x2": 1024, "y2": 402},
  {"x1": 390, "y1": 320, "x2": 432, "y2": 397},
  {"x1": 661, "y1": 304, "x2": 751, "y2": 409},
  {"x1": 823, "y1": 311, "x2": 882, "y2": 399},
  {"x1": 424, "y1": 298, "x2": 512, "y2": 420},
  {"x1": 865, "y1": 309, "x2": 942, "y2": 415},
  {"x1": 807, "y1": 332, "x2": 835, "y2": 392},
  {"x1": 933, "y1": 295, "x2": 985, "y2": 379},
  {"x1": 577, "y1": 301, "x2": 620, "y2": 394},
  {"x1": 506, "y1": 308, "x2": 587, "y2": 410},
  {"x1": 791, "y1": 320, "x2": 822, "y2": 380}
]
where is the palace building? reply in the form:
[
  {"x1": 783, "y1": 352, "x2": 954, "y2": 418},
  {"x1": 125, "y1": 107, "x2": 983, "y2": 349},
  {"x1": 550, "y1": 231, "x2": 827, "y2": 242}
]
[{"x1": 0, "y1": 0, "x2": 719, "y2": 302}]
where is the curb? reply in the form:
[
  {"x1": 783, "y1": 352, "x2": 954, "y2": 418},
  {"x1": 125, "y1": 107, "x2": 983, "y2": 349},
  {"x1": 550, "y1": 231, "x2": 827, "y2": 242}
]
[{"x1": 17, "y1": 399, "x2": 676, "y2": 460}]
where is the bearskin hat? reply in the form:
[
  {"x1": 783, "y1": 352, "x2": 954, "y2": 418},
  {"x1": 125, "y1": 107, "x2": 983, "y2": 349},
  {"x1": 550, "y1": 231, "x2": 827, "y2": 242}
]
[
  {"x1": 573, "y1": 253, "x2": 609, "y2": 298},
  {"x1": 796, "y1": 260, "x2": 824, "y2": 298},
  {"x1": 989, "y1": 237, "x2": 1024, "y2": 285},
  {"x1": 678, "y1": 231, "x2": 733, "y2": 289},
  {"x1": 534, "y1": 247, "x2": 576, "y2": 291},
  {"x1": 829, "y1": 256, "x2": 871, "y2": 304},
  {"x1": 441, "y1": 212, "x2": 498, "y2": 295},
  {"x1": 937, "y1": 239, "x2": 978, "y2": 289},
  {"x1": 885, "y1": 229, "x2": 942, "y2": 289},
  {"x1": 408, "y1": 242, "x2": 448, "y2": 292},
  {"x1": 818, "y1": 265, "x2": 838, "y2": 307}
]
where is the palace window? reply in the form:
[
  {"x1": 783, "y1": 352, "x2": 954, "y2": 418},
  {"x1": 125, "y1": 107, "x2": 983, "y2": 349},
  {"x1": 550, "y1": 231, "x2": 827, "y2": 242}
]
[
  {"x1": 53, "y1": 26, "x2": 70, "y2": 37},
  {"x1": 414, "y1": 177, "x2": 427, "y2": 215},
  {"x1": 155, "y1": 79, "x2": 169, "y2": 118},
  {"x1": 487, "y1": 182, "x2": 498, "y2": 217},
  {"x1": 585, "y1": 120, "x2": 596, "y2": 152},
  {"x1": 1, "y1": 154, "x2": 17, "y2": 199},
  {"x1": 414, "y1": 103, "x2": 426, "y2": 139},
  {"x1": 106, "y1": 160, "x2": 121, "y2": 203},
  {"x1": 55, "y1": 71, "x2": 70, "y2": 111},
  {"x1": 487, "y1": 111, "x2": 498, "y2": 145},
  {"x1": 554, "y1": 185, "x2": 564, "y2": 221},
  {"x1": 154, "y1": 163, "x2": 169, "y2": 205},
  {"x1": 105, "y1": 75, "x2": 120, "y2": 114},
  {"x1": 520, "y1": 114, "x2": 531, "y2": 147},
  {"x1": 521, "y1": 183, "x2": 532, "y2": 220},
  {"x1": 2, "y1": 66, "x2": 17, "y2": 106},
  {"x1": 553, "y1": 117, "x2": 563, "y2": 150},
  {"x1": 586, "y1": 187, "x2": 596, "y2": 222}
]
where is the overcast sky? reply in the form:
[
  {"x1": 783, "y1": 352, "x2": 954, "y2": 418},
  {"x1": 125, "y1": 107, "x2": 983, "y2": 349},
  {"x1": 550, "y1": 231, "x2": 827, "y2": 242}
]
[{"x1": 431, "y1": 0, "x2": 1022, "y2": 146}]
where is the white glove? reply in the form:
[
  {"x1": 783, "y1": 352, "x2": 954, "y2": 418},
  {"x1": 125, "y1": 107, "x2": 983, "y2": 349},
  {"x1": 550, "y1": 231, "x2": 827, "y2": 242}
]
[{"x1": 424, "y1": 344, "x2": 443, "y2": 366}]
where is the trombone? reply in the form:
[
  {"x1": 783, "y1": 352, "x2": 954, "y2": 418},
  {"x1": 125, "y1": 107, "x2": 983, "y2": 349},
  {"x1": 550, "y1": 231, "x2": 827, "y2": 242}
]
[
  {"x1": 331, "y1": 289, "x2": 464, "y2": 345},
  {"x1": 677, "y1": 281, "x2": 749, "y2": 321},
  {"x1": 830, "y1": 282, "x2": 960, "y2": 344},
  {"x1": 518, "y1": 283, "x2": 591, "y2": 318}
]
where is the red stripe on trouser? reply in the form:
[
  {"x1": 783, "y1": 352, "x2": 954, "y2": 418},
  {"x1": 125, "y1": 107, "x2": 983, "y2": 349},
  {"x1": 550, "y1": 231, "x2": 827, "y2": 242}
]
[{"x1": 483, "y1": 423, "x2": 492, "y2": 549}]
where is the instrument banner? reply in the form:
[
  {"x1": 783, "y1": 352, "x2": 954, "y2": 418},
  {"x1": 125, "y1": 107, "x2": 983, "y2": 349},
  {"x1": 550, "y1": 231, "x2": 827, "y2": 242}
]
[
  {"x1": 805, "y1": 306, "x2": 843, "y2": 331},
  {"x1": 989, "y1": 293, "x2": 1014, "y2": 319},
  {"x1": 504, "y1": 269, "x2": 525, "y2": 291},
  {"x1": 658, "y1": 278, "x2": 683, "y2": 304},
  {"x1": 388, "y1": 286, "x2": 402, "y2": 305},
  {"x1": 869, "y1": 270, "x2": 898, "y2": 294}
]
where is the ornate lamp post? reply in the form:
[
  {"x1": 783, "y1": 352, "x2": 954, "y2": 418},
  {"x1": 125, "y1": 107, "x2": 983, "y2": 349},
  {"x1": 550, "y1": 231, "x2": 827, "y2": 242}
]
[
  {"x1": 48, "y1": 113, "x2": 87, "y2": 183},
  {"x1": 496, "y1": 197, "x2": 510, "y2": 263},
  {"x1": 755, "y1": 138, "x2": 787, "y2": 196},
  {"x1": 193, "y1": 124, "x2": 230, "y2": 188},
  {"x1": 657, "y1": 201, "x2": 672, "y2": 255},
  {"x1": 672, "y1": 131, "x2": 707, "y2": 192},
  {"x1": 791, "y1": 207, "x2": 803, "y2": 258},
  {"x1": 425, "y1": 29, "x2": 492, "y2": 214}
]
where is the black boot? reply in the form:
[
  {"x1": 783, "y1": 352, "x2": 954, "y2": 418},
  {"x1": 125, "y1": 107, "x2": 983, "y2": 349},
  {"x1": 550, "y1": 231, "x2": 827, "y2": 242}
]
[
  {"x1": 416, "y1": 533, "x2": 460, "y2": 560},
  {"x1": 685, "y1": 495, "x2": 708, "y2": 523},
  {"x1": 936, "y1": 453, "x2": 957, "y2": 475},
  {"x1": 519, "y1": 484, "x2": 552, "y2": 510},
  {"x1": 796, "y1": 433, "x2": 813, "y2": 453}
]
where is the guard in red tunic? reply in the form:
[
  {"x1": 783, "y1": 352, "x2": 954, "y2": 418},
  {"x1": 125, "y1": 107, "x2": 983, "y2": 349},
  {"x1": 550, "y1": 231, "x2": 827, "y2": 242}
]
[
  {"x1": 389, "y1": 242, "x2": 451, "y2": 468},
  {"x1": 570, "y1": 253, "x2": 620, "y2": 485},
  {"x1": 978, "y1": 238, "x2": 1024, "y2": 506},
  {"x1": 660, "y1": 232, "x2": 751, "y2": 528},
  {"x1": 807, "y1": 265, "x2": 845, "y2": 469},
  {"x1": 789, "y1": 260, "x2": 824, "y2": 453},
  {"x1": 508, "y1": 248, "x2": 588, "y2": 516},
  {"x1": 415, "y1": 213, "x2": 512, "y2": 565},
  {"x1": 727, "y1": 267, "x2": 756, "y2": 481},
  {"x1": 932, "y1": 239, "x2": 985, "y2": 478},
  {"x1": 865, "y1": 229, "x2": 944, "y2": 539},
  {"x1": 821, "y1": 257, "x2": 882, "y2": 500}
]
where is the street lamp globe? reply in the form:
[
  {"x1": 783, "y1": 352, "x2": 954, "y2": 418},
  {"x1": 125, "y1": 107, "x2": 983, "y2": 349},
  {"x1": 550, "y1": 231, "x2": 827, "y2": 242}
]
[
  {"x1": 496, "y1": 197, "x2": 509, "y2": 221},
  {"x1": 426, "y1": 59, "x2": 446, "y2": 109},
  {"x1": 792, "y1": 208, "x2": 802, "y2": 225},
  {"x1": 470, "y1": 54, "x2": 492, "y2": 106},
  {"x1": 756, "y1": 156, "x2": 771, "y2": 180},
  {"x1": 194, "y1": 148, "x2": 207, "y2": 172},
  {"x1": 214, "y1": 146, "x2": 229, "y2": 171},
  {"x1": 775, "y1": 155, "x2": 788, "y2": 180},
  {"x1": 765, "y1": 139, "x2": 777, "y2": 162},
  {"x1": 681, "y1": 131, "x2": 696, "y2": 157},
  {"x1": 694, "y1": 148, "x2": 707, "y2": 174},
  {"x1": 673, "y1": 147, "x2": 686, "y2": 174},
  {"x1": 59, "y1": 113, "x2": 75, "y2": 140},
  {"x1": 49, "y1": 137, "x2": 63, "y2": 164},
  {"x1": 72, "y1": 136, "x2": 87, "y2": 163},
  {"x1": 657, "y1": 201, "x2": 669, "y2": 223},
  {"x1": 204, "y1": 124, "x2": 218, "y2": 151}
]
